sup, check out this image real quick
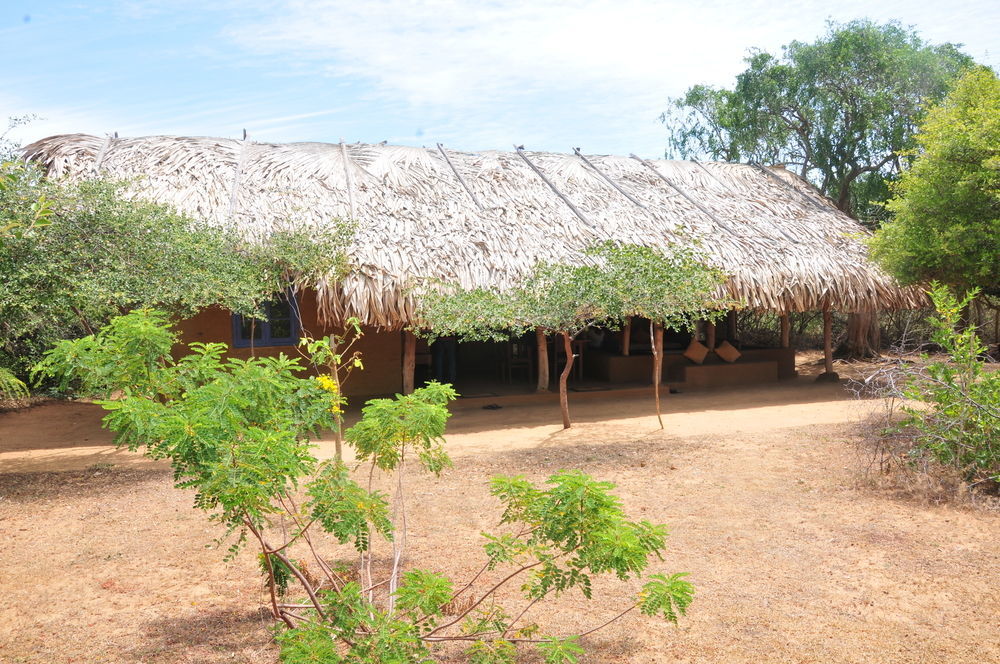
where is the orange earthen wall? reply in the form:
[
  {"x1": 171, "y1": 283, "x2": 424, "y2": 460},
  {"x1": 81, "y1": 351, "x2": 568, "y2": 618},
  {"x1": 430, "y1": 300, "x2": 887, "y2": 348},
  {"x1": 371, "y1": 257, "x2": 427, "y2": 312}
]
[{"x1": 174, "y1": 290, "x2": 402, "y2": 398}]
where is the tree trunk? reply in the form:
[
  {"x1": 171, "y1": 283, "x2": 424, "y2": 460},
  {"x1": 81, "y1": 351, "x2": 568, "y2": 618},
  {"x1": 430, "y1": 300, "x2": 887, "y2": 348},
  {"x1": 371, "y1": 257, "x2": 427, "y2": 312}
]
[
  {"x1": 559, "y1": 331, "x2": 574, "y2": 429},
  {"x1": 651, "y1": 322, "x2": 664, "y2": 429},
  {"x1": 838, "y1": 311, "x2": 881, "y2": 359},
  {"x1": 535, "y1": 328, "x2": 549, "y2": 393},
  {"x1": 705, "y1": 320, "x2": 716, "y2": 351},
  {"x1": 621, "y1": 318, "x2": 631, "y2": 356},
  {"x1": 402, "y1": 330, "x2": 416, "y2": 394}
]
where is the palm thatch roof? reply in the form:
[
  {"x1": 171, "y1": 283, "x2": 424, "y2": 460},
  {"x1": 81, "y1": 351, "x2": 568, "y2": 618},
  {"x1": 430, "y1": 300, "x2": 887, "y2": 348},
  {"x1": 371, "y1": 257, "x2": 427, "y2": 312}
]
[{"x1": 23, "y1": 133, "x2": 925, "y2": 327}]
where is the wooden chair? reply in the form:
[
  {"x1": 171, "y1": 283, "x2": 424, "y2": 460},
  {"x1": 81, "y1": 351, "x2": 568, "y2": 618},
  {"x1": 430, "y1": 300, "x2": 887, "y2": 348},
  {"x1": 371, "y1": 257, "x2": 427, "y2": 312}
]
[{"x1": 503, "y1": 339, "x2": 534, "y2": 383}]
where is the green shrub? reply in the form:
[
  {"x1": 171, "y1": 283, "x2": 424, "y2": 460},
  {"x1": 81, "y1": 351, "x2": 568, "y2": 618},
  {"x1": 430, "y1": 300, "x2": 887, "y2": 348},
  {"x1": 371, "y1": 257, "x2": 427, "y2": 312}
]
[
  {"x1": 36, "y1": 310, "x2": 695, "y2": 662},
  {"x1": 897, "y1": 284, "x2": 1000, "y2": 487}
]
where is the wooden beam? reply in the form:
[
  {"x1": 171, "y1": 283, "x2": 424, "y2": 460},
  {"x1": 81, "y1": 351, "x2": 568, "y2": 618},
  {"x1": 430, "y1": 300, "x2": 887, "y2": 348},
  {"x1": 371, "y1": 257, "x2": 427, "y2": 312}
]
[
  {"x1": 339, "y1": 140, "x2": 356, "y2": 219},
  {"x1": 535, "y1": 328, "x2": 549, "y2": 393},
  {"x1": 573, "y1": 148, "x2": 646, "y2": 209},
  {"x1": 515, "y1": 146, "x2": 594, "y2": 228},
  {"x1": 780, "y1": 314, "x2": 791, "y2": 348},
  {"x1": 437, "y1": 143, "x2": 484, "y2": 210},
  {"x1": 402, "y1": 330, "x2": 416, "y2": 394},
  {"x1": 630, "y1": 154, "x2": 738, "y2": 234},
  {"x1": 727, "y1": 310, "x2": 738, "y2": 342},
  {"x1": 705, "y1": 321, "x2": 716, "y2": 351},
  {"x1": 621, "y1": 318, "x2": 631, "y2": 356},
  {"x1": 823, "y1": 309, "x2": 834, "y2": 374},
  {"x1": 750, "y1": 161, "x2": 829, "y2": 213}
]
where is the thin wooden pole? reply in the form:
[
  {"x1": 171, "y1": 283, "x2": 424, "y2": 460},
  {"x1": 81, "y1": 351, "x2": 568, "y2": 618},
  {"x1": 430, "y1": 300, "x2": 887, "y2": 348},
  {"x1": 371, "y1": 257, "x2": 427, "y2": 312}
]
[
  {"x1": 437, "y1": 143, "x2": 484, "y2": 210},
  {"x1": 402, "y1": 330, "x2": 416, "y2": 394},
  {"x1": 339, "y1": 140, "x2": 356, "y2": 218},
  {"x1": 621, "y1": 318, "x2": 632, "y2": 356},
  {"x1": 535, "y1": 328, "x2": 549, "y2": 393},
  {"x1": 750, "y1": 162, "x2": 829, "y2": 213},
  {"x1": 727, "y1": 310, "x2": 738, "y2": 342},
  {"x1": 515, "y1": 146, "x2": 594, "y2": 228},
  {"x1": 573, "y1": 148, "x2": 646, "y2": 209},
  {"x1": 705, "y1": 321, "x2": 716, "y2": 351},
  {"x1": 630, "y1": 154, "x2": 737, "y2": 234},
  {"x1": 780, "y1": 314, "x2": 791, "y2": 349},
  {"x1": 823, "y1": 309, "x2": 834, "y2": 374}
]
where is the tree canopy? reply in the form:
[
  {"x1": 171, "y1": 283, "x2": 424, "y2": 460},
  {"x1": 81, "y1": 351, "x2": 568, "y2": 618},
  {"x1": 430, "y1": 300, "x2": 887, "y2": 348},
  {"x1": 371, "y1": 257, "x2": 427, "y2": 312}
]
[
  {"x1": 870, "y1": 67, "x2": 1000, "y2": 296},
  {"x1": 417, "y1": 241, "x2": 729, "y2": 427},
  {"x1": 663, "y1": 19, "x2": 974, "y2": 223}
]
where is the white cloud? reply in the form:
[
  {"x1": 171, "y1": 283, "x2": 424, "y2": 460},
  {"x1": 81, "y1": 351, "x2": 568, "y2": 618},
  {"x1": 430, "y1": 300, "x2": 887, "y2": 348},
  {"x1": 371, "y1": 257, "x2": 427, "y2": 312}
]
[
  {"x1": 9, "y1": 0, "x2": 998, "y2": 154},
  {"x1": 217, "y1": 0, "x2": 804, "y2": 151}
]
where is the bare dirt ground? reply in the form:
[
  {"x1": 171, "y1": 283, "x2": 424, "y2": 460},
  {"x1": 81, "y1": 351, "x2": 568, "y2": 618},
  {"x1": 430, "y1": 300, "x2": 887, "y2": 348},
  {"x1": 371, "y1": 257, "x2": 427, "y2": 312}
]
[{"x1": 1, "y1": 361, "x2": 997, "y2": 663}]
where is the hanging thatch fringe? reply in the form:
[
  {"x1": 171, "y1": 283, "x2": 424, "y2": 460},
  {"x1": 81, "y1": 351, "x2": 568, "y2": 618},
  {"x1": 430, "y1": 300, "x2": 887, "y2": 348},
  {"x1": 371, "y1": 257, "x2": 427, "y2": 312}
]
[{"x1": 22, "y1": 134, "x2": 927, "y2": 328}]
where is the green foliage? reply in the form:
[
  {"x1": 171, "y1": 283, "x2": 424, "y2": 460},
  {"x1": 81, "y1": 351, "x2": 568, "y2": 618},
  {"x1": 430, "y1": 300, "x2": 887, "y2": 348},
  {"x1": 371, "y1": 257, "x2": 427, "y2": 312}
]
[
  {"x1": 0, "y1": 162, "x2": 352, "y2": 381},
  {"x1": 537, "y1": 636, "x2": 585, "y2": 664},
  {"x1": 261, "y1": 553, "x2": 296, "y2": 596},
  {"x1": 32, "y1": 308, "x2": 176, "y2": 396},
  {"x1": 467, "y1": 639, "x2": 517, "y2": 664},
  {"x1": 307, "y1": 460, "x2": 393, "y2": 552},
  {"x1": 871, "y1": 68, "x2": 1000, "y2": 294},
  {"x1": 490, "y1": 471, "x2": 668, "y2": 600},
  {"x1": 664, "y1": 19, "x2": 974, "y2": 220},
  {"x1": 587, "y1": 242, "x2": 730, "y2": 328},
  {"x1": 394, "y1": 570, "x2": 454, "y2": 620},
  {"x1": 0, "y1": 161, "x2": 52, "y2": 240},
  {"x1": 312, "y1": 583, "x2": 432, "y2": 663},
  {"x1": 639, "y1": 573, "x2": 695, "y2": 624},
  {"x1": 48, "y1": 311, "x2": 693, "y2": 662},
  {"x1": 346, "y1": 382, "x2": 458, "y2": 475},
  {"x1": 418, "y1": 241, "x2": 728, "y2": 427},
  {"x1": 896, "y1": 284, "x2": 1000, "y2": 485},
  {"x1": 275, "y1": 622, "x2": 344, "y2": 663},
  {"x1": 0, "y1": 366, "x2": 28, "y2": 400}
]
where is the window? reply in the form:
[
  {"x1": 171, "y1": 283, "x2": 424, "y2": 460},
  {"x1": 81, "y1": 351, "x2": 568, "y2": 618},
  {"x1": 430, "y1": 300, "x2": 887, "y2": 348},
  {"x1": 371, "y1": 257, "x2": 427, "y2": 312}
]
[{"x1": 231, "y1": 294, "x2": 300, "y2": 348}]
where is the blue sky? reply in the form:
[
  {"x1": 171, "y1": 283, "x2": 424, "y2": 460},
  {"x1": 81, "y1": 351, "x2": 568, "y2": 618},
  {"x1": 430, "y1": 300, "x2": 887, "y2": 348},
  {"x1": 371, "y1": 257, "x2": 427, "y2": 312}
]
[{"x1": 3, "y1": 1, "x2": 998, "y2": 157}]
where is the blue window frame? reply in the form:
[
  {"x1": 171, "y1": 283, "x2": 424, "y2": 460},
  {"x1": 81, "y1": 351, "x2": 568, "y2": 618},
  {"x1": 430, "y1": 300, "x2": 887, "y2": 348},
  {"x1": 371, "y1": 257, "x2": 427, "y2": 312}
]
[{"x1": 231, "y1": 293, "x2": 300, "y2": 348}]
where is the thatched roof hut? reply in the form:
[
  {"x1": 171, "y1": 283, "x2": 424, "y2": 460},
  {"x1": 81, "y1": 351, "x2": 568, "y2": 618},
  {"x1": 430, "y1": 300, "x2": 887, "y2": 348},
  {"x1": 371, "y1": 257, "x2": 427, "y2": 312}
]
[{"x1": 23, "y1": 134, "x2": 924, "y2": 328}]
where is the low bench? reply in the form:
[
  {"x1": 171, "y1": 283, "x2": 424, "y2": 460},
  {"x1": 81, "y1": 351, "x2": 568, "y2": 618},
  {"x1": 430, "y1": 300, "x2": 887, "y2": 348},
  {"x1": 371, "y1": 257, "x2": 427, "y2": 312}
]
[{"x1": 680, "y1": 360, "x2": 779, "y2": 389}]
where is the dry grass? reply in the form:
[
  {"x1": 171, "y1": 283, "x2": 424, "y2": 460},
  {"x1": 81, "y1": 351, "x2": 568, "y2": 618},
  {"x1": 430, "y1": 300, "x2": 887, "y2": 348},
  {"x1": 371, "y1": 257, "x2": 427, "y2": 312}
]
[{"x1": 2, "y1": 378, "x2": 998, "y2": 663}]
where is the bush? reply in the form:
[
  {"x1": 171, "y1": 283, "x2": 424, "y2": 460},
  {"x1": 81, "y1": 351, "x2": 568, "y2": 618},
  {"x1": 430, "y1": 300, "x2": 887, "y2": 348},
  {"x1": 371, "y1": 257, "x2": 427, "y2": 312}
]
[
  {"x1": 898, "y1": 285, "x2": 999, "y2": 487},
  {"x1": 35, "y1": 310, "x2": 694, "y2": 662},
  {"x1": 856, "y1": 284, "x2": 999, "y2": 495}
]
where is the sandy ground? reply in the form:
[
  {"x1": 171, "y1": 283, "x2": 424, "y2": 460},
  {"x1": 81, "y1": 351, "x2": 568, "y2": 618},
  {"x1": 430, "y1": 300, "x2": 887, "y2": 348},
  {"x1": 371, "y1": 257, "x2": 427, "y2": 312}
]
[{"x1": 1, "y1": 368, "x2": 997, "y2": 663}]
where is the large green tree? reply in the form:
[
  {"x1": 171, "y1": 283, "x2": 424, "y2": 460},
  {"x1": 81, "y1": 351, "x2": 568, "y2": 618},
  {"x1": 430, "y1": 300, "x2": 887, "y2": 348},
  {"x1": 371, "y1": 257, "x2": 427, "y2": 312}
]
[
  {"x1": 870, "y1": 67, "x2": 1000, "y2": 297},
  {"x1": 663, "y1": 19, "x2": 975, "y2": 357},
  {"x1": 664, "y1": 19, "x2": 973, "y2": 222}
]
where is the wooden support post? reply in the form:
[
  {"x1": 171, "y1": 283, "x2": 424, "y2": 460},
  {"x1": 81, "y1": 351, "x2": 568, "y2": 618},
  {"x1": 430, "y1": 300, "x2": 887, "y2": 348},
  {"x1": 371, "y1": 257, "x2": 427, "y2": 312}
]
[
  {"x1": 705, "y1": 321, "x2": 716, "y2": 351},
  {"x1": 780, "y1": 314, "x2": 791, "y2": 348},
  {"x1": 727, "y1": 310, "x2": 737, "y2": 342},
  {"x1": 823, "y1": 309, "x2": 833, "y2": 374},
  {"x1": 535, "y1": 328, "x2": 549, "y2": 393},
  {"x1": 621, "y1": 318, "x2": 631, "y2": 356},
  {"x1": 402, "y1": 330, "x2": 416, "y2": 394}
]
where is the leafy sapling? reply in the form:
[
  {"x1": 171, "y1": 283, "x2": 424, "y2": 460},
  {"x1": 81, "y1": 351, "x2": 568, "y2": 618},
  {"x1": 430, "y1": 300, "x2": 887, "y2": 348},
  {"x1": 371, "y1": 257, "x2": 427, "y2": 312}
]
[{"x1": 37, "y1": 310, "x2": 695, "y2": 662}]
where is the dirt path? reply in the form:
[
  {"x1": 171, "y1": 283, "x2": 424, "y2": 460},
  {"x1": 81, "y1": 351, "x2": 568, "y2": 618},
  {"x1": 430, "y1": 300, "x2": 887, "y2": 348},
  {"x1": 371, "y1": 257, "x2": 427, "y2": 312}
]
[{"x1": 1, "y1": 379, "x2": 997, "y2": 663}]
